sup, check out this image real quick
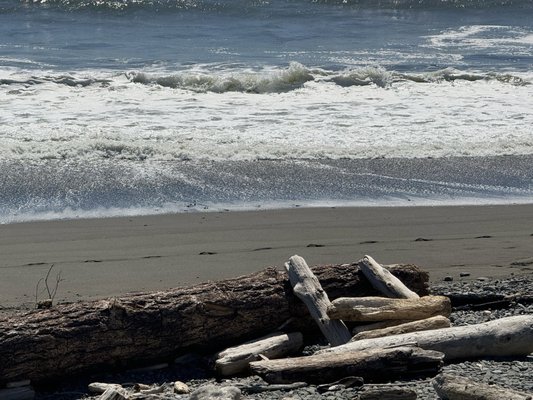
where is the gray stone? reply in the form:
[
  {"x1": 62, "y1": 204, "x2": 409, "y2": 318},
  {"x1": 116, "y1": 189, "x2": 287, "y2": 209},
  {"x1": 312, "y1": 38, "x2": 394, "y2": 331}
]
[
  {"x1": 190, "y1": 384, "x2": 241, "y2": 400},
  {"x1": 444, "y1": 276, "x2": 453, "y2": 282}
]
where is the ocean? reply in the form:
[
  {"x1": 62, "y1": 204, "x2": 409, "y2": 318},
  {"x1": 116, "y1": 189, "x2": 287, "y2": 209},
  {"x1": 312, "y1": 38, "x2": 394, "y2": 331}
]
[{"x1": 1, "y1": 0, "x2": 532, "y2": 223}]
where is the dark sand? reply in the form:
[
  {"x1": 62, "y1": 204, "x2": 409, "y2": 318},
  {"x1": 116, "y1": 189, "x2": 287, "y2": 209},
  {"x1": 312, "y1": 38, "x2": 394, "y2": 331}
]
[{"x1": 1, "y1": 204, "x2": 532, "y2": 308}]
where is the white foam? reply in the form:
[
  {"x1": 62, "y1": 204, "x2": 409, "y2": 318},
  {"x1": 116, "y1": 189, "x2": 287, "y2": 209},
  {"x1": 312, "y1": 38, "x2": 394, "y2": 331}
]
[{"x1": 1, "y1": 65, "x2": 533, "y2": 165}]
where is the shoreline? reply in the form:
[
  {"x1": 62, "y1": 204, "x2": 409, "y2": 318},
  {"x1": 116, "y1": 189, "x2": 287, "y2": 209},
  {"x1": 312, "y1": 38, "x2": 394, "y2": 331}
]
[{"x1": 1, "y1": 204, "x2": 532, "y2": 309}]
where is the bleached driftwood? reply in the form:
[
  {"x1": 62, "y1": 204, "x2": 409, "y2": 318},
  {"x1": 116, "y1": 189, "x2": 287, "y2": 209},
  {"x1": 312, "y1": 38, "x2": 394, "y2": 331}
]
[
  {"x1": 352, "y1": 320, "x2": 415, "y2": 335},
  {"x1": 285, "y1": 255, "x2": 351, "y2": 346},
  {"x1": 249, "y1": 345, "x2": 443, "y2": 384},
  {"x1": 88, "y1": 383, "x2": 123, "y2": 394},
  {"x1": 215, "y1": 332, "x2": 303, "y2": 376},
  {"x1": 328, "y1": 295, "x2": 451, "y2": 321},
  {"x1": 98, "y1": 388, "x2": 128, "y2": 400},
  {"x1": 351, "y1": 315, "x2": 451, "y2": 341},
  {"x1": 432, "y1": 373, "x2": 533, "y2": 400},
  {"x1": 318, "y1": 315, "x2": 533, "y2": 360},
  {"x1": 359, "y1": 256, "x2": 419, "y2": 299}
]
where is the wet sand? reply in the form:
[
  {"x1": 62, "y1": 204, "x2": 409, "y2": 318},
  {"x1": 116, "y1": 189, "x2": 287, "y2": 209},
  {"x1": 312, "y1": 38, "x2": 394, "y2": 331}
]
[{"x1": 1, "y1": 204, "x2": 532, "y2": 309}]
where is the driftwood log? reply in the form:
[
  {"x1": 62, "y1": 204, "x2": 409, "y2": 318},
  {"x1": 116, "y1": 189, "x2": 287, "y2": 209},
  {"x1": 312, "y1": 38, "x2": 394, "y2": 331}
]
[
  {"x1": 359, "y1": 256, "x2": 419, "y2": 299},
  {"x1": 285, "y1": 255, "x2": 351, "y2": 346},
  {"x1": 433, "y1": 373, "x2": 533, "y2": 400},
  {"x1": 318, "y1": 315, "x2": 533, "y2": 360},
  {"x1": 215, "y1": 332, "x2": 303, "y2": 376},
  {"x1": 351, "y1": 315, "x2": 451, "y2": 341},
  {"x1": 352, "y1": 320, "x2": 415, "y2": 335},
  {"x1": 327, "y1": 295, "x2": 451, "y2": 321},
  {"x1": 0, "y1": 262, "x2": 428, "y2": 385},
  {"x1": 249, "y1": 346, "x2": 444, "y2": 384}
]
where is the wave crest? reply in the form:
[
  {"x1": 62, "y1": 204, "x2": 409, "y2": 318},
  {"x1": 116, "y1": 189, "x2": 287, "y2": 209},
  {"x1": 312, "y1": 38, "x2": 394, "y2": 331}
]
[{"x1": 126, "y1": 62, "x2": 314, "y2": 93}]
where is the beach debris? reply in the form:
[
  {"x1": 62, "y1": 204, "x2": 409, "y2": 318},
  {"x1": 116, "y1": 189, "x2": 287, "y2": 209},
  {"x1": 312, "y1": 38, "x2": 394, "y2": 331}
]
[
  {"x1": 443, "y1": 276, "x2": 453, "y2": 282},
  {"x1": 173, "y1": 381, "x2": 190, "y2": 394},
  {"x1": 0, "y1": 261, "x2": 428, "y2": 384},
  {"x1": 215, "y1": 332, "x2": 303, "y2": 376},
  {"x1": 318, "y1": 315, "x2": 533, "y2": 360},
  {"x1": 98, "y1": 387, "x2": 129, "y2": 400},
  {"x1": 359, "y1": 255, "x2": 420, "y2": 299},
  {"x1": 351, "y1": 315, "x2": 451, "y2": 341},
  {"x1": 432, "y1": 373, "x2": 533, "y2": 400},
  {"x1": 459, "y1": 272, "x2": 470, "y2": 277},
  {"x1": 89, "y1": 383, "x2": 124, "y2": 394},
  {"x1": 316, "y1": 376, "x2": 364, "y2": 392},
  {"x1": 250, "y1": 346, "x2": 444, "y2": 384},
  {"x1": 327, "y1": 296, "x2": 451, "y2": 322},
  {"x1": 189, "y1": 384, "x2": 241, "y2": 400},
  {"x1": 285, "y1": 255, "x2": 351, "y2": 346},
  {"x1": 237, "y1": 381, "x2": 308, "y2": 393}
]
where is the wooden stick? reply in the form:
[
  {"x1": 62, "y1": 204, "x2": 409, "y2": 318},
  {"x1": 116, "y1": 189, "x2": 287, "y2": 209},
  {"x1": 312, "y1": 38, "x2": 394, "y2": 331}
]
[
  {"x1": 318, "y1": 315, "x2": 533, "y2": 360},
  {"x1": 250, "y1": 346, "x2": 443, "y2": 384},
  {"x1": 359, "y1": 256, "x2": 419, "y2": 299},
  {"x1": 215, "y1": 332, "x2": 303, "y2": 376},
  {"x1": 285, "y1": 255, "x2": 351, "y2": 346},
  {"x1": 351, "y1": 315, "x2": 451, "y2": 341},
  {"x1": 328, "y1": 295, "x2": 451, "y2": 321},
  {"x1": 433, "y1": 373, "x2": 532, "y2": 400}
]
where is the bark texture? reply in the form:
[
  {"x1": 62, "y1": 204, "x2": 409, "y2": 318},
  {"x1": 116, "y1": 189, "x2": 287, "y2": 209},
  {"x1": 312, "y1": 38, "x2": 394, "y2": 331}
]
[{"x1": 0, "y1": 263, "x2": 428, "y2": 384}]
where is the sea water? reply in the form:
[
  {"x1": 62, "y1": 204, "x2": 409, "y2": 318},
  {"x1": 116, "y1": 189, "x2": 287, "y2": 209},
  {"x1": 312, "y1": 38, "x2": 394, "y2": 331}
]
[{"x1": 1, "y1": 0, "x2": 532, "y2": 223}]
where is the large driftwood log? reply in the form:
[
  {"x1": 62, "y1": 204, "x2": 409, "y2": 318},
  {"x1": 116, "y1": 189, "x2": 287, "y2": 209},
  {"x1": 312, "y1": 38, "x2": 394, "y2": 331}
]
[
  {"x1": 433, "y1": 373, "x2": 533, "y2": 400},
  {"x1": 328, "y1": 296, "x2": 451, "y2": 321},
  {"x1": 351, "y1": 315, "x2": 451, "y2": 341},
  {"x1": 352, "y1": 320, "x2": 415, "y2": 335},
  {"x1": 285, "y1": 255, "x2": 351, "y2": 346},
  {"x1": 249, "y1": 346, "x2": 444, "y2": 384},
  {"x1": 359, "y1": 256, "x2": 419, "y2": 299},
  {"x1": 215, "y1": 332, "x2": 303, "y2": 376},
  {"x1": 0, "y1": 262, "x2": 428, "y2": 384},
  {"x1": 318, "y1": 315, "x2": 533, "y2": 360}
]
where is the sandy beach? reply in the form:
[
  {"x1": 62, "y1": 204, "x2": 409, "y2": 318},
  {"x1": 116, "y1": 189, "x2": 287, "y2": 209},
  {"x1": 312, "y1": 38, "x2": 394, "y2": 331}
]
[{"x1": 1, "y1": 204, "x2": 532, "y2": 309}]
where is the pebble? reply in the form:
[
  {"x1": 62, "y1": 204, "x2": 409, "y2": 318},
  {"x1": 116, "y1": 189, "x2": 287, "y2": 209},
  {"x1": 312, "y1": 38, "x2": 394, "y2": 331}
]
[
  {"x1": 460, "y1": 272, "x2": 470, "y2": 277},
  {"x1": 443, "y1": 276, "x2": 453, "y2": 282}
]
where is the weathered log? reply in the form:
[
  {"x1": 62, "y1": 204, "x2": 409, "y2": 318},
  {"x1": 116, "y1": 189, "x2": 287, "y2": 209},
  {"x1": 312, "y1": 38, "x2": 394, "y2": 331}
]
[
  {"x1": 98, "y1": 388, "x2": 128, "y2": 400},
  {"x1": 88, "y1": 383, "x2": 124, "y2": 394},
  {"x1": 318, "y1": 315, "x2": 533, "y2": 360},
  {"x1": 359, "y1": 256, "x2": 419, "y2": 299},
  {"x1": 352, "y1": 320, "x2": 415, "y2": 335},
  {"x1": 351, "y1": 316, "x2": 451, "y2": 341},
  {"x1": 328, "y1": 296, "x2": 451, "y2": 321},
  {"x1": 0, "y1": 263, "x2": 428, "y2": 384},
  {"x1": 285, "y1": 255, "x2": 351, "y2": 346},
  {"x1": 215, "y1": 332, "x2": 303, "y2": 376},
  {"x1": 432, "y1": 373, "x2": 533, "y2": 400},
  {"x1": 249, "y1": 346, "x2": 443, "y2": 384},
  {"x1": 237, "y1": 382, "x2": 307, "y2": 393}
]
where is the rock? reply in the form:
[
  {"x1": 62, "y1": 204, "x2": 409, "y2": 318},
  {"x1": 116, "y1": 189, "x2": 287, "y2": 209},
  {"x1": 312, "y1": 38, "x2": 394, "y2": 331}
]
[
  {"x1": 460, "y1": 272, "x2": 470, "y2": 277},
  {"x1": 360, "y1": 387, "x2": 417, "y2": 400},
  {"x1": 444, "y1": 276, "x2": 453, "y2": 282},
  {"x1": 477, "y1": 277, "x2": 489, "y2": 282},
  {"x1": 190, "y1": 384, "x2": 241, "y2": 400},
  {"x1": 173, "y1": 381, "x2": 190, "y2": 394}
]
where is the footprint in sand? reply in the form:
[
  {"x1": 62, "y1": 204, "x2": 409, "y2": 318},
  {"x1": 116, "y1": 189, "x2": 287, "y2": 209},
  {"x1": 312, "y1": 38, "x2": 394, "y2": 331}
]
[
  {"x1": 475, "y1": 235, "x2": 492, "y2": 239},
  {"x1": 414, "y1": 238, "x2": 433, "y2": 242},
  {"x1": 306, "y1": 243, "x2": 325, "y2": 248},
  {"x1": 253, "y1": 247, "x2": 273, "y2": 251},
  {"x1": 199, "y1": 251, "x2": 217, "y2": 255},
  {"x1": 359, "y1": 240, "x2": 378, "y2": 244}
]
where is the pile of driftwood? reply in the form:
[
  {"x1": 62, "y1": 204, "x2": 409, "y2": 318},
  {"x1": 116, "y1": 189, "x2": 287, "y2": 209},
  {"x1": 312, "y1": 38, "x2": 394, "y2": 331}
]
[{"x1": 1, "y1": 255, "x2": 532, "y2": 400}]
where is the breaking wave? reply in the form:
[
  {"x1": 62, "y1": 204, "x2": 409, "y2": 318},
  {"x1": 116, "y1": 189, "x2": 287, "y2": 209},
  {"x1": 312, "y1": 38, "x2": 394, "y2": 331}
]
[{"x1": 2, "y1": 64, "x2": 528, "y2": 93}]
